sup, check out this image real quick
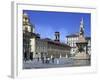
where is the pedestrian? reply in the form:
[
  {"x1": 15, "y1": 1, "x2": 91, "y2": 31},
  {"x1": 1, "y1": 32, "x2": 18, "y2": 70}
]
[
  {"x1": 52, "y1": 57, "x2": 55, "y2": 63},
  {"x1": 41, "y1": 57, "x2": 44, "y2": 64},
  {"x1": 37, "y1": 57, "x2": 39, "y2": 62},
  {"x1": 30, "y1": 52, "x2": 33, "y2": 61},
  {"x1": 24, "y1": 52, "x2": 27, "y2": 62}
]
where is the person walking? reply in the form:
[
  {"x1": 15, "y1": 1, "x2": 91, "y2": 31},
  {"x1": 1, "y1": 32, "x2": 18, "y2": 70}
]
[
  {"x1": 52, "y1": 57, "x2": 55, "y2": 63},
  {"x1": 30, "y1": 52, "x2": 33, "y2": 61}
]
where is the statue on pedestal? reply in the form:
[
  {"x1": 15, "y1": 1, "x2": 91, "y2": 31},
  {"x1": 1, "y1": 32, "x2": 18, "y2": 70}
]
[{"x1": 74, "y1": 18, "x2": 90, "y2": 60}]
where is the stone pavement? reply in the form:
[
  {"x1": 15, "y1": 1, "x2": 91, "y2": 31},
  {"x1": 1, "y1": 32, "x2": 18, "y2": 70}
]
[{"x1": 23, "y1": 58, "x2": 90, "y2": 69}]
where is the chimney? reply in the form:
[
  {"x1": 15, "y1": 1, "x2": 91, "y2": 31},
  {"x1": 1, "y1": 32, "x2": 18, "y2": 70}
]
[{"x1": 55, "y1": 32, "x2": 60, "y2": 42}]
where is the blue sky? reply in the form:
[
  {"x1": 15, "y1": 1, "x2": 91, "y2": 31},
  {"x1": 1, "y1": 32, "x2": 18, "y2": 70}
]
[{"x1": 23, "y1": 10, "x2": 91, "y2": 42}]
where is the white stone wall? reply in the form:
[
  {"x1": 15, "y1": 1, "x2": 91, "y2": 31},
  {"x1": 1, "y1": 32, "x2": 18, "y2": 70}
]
[
  {"x1": 30, "y1": 38, "x2": 36, "y2": 58},
  {"x1": 66, "y1": 37, "x2": 78, "y2": 55}
]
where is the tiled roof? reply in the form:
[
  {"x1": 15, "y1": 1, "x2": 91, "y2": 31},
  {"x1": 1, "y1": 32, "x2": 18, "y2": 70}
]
[
  {"x1": 66, "y1": 33, "x2": 79, "y2": 37},
  {"x1": 42, "y1": 38, "x2": 71, "y2": 48}
]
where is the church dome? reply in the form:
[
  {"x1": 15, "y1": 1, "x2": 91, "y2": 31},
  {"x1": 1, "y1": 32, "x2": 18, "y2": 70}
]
[{"x1": 23, "y1": 12, "x2": 35, "y2": 33}]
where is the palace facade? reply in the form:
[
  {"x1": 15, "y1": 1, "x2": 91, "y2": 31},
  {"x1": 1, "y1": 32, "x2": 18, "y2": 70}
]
[{"x1": 23, "y1": 13, "x2": 71, "y2": 61}]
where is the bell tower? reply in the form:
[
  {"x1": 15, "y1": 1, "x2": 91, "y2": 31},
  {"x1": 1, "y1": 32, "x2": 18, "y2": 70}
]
[{"x1": 55, "y1": 32, "x2": 60, "y2": 42}]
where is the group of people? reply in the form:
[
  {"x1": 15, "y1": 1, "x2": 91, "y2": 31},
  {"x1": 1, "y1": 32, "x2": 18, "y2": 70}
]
[
  {"x1": 40, "y1": 56, "x2": 55, "y2": 64},
  {"x1": 23, "y1": 52, "x2": 33, "y2": 62},
  {"x1": 23, "y1": 52, "x2": 55, "y2": 64}
]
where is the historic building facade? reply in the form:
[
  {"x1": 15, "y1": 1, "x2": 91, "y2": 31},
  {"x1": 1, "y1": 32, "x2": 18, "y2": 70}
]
[
  {"x1": 23, "y1": 13, "x2": 35, "y2": 60},
  {"x1": 31, "y1": 32, "x2": 71, "y2": 60},
  {"x1": 23, "y1": 13, "x2": 71, "y2": 61},
  {"x1": 44, "y1": 32, "x2": 71, "y2": 58},
  {"x1": 66, "y1": 33, "x2": 79, "y2": 55}
]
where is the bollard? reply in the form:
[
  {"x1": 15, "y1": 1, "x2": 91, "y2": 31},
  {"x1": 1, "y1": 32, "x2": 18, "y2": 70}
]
[{"x1": 57, "y1": 59, "x2": 59, "y2": 64}]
